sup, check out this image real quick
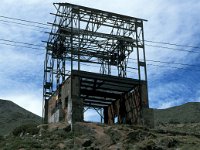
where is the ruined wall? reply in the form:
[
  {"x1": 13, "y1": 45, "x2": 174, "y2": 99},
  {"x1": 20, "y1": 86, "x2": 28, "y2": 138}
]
[
  {"x1": 47, "y1": 74, "x2": 149, "y2": 126},
  {"x1": 104, "y1": 82, "x2": 151, "y2": 126},
  {"x1": 48, "y1": 92, "x2": 58, "y2": 123},
  {"x1": 60, "y1": 78, "x2": 71, "y2": 124},
  {"x1": 140, "y1": 83, "x2": 149, "y2": 108},
  {"x1": 49, "y1": 109, "x2": 63, "y2": 123},
  {"x1": 47, "y1": 78, "x2": 71, "y2": 124},
  {"x1": 124, "y1": 86, "x2": 143, "y2": 124},
  {"x1": 47, "y1": 76, "x2": 83, "y2": 124},
  {"x1": 141, "y1": 108, "x2": 154, "y2": 128}
]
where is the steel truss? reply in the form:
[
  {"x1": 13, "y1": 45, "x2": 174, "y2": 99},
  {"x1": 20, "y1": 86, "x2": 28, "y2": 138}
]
[{"x1": 43, "y1": 2, "x2": 148, "y2": 121}]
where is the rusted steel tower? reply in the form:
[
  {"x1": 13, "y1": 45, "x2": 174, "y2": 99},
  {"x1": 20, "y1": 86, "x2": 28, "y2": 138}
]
[{"x1": 43, "y1": 3, "x2": 149, "y2": 125}]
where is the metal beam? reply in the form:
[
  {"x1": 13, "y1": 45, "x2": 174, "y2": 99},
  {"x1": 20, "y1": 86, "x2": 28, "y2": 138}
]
[
  {"x1": 53, "y1": 2, "x2": 147, "y2": 21},
  {"x1": 72, "y1": 70, "x2": 144, "y2": 85},
  {"x1": 81, "y1": 89, "x2": 120, "y2": 99},
  {"x1": 84, "y1": 100, "x2": 112, "y2": 105},
  {"x1": 84, "y1": 103, "x2": 108, "y2": 108},
  {"x1": 80, "y1": 96, "x2": 115, "y2": 102}
]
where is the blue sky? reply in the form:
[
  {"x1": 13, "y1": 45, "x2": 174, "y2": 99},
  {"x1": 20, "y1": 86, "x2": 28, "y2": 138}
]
[{"x1": 0, "y1": 0, "x2": 200, "y2": 120}]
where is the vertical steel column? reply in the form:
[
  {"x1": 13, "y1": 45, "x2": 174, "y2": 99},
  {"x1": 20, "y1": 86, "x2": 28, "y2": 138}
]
[
  {"x1": 141, "y1": 22, "x2": 148, "y2": 81},
  {"x1": 70, "y1": 8, "x2": 73, "y2": 72},
  {"x1": 78, "y1": 9, "x2": 81, "y2": 71}
]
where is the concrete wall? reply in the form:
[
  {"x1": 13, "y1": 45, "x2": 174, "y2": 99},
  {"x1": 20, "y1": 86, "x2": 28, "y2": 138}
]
[
  {"x1": 141, "y1": 83, "x2": 149, "y2": 108},
  {"x1": 71, "y1": 76, "x2": 83, "y2": 123},
  {"x1": 60, "y1": 78, "x2": 71, "y2": 124},
  {"x1": 49, "y1": 109, "x2": 63, "y2": 123},
  {"x1": 141, "y1": 108, "x2": 154, "y2": 128},
  {"x1": 47, "y1": 78, "x2": 71, "y2": 124},
  {"x1": 47, "y1": 76, "x2": 83, "y2": 125},
  {"x1": 48, "y1": 92, "x2": 58, "y2": 122},
  {"x1": 104, "y1": 82, "x2": 149, "y2": 126},
  {"x1": 46, "y1": 73, "x2": 149, "y2": 127}
]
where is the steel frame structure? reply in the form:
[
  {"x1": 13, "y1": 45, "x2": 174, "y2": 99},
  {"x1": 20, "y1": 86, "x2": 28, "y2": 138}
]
[{"x1": 43, "y1": 2, "x2": 148, "y2": 122}]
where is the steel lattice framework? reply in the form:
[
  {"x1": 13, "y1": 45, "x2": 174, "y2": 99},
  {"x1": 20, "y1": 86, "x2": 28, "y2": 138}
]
[{"x1": 43, "y1": 3, "x2": 148, "y2": 120}]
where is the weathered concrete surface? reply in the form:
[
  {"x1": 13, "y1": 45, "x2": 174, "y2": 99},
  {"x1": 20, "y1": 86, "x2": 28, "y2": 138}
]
[{"x1": 46, "y1": 72, "x2": 149, "y2": 127}]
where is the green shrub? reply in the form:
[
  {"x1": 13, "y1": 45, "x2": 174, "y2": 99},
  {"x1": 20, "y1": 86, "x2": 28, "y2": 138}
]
[
  {"x1": 12, "y1": 124, "x2": 39, "y2": 136},
  {"x1": 0, "y1": 135, "x2": 4, "y2": 141},
  {"x1": 2, "y1": 138, "x2": 42, "y2": 149},
  {"x1": 168, "y1": 120, "x2": 180, "y2": 124}
]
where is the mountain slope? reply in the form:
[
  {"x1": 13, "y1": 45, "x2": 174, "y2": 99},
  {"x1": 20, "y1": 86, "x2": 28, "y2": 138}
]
[
  {"x1": 154, "y1": 102, "x2": 200, "y2": 125},
  {"x1": 0, "y1": 99, "x2": 41, "y2": 136}
]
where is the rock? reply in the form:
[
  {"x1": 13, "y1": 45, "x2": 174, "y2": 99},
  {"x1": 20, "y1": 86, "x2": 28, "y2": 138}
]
[
  {"x1": 57, "y1": 143, "x2": 65, "y2": 149},
  {"x1": 127, "y1": 129, "x2": 156, "y2": 142},
  {"x1": 37, "y1": 124, "x2": 48, "y2": 130},
  {"x1": 105, "y1": 128, "x2": 121, "y2": 143},
  {"x1": 48, "y1": 122, "x2": 71, "y2": 132},
  {"x1": 39, "y1": 127, "x2": 46, "y2": 136},
  {"x1": 64, "y1": 139, "x2": 74, "y2": 149},
  {"x1": 73, "y1": 122, "x2": 95, "y2": 135},
  {"x1": 19, "y1": 132, "x2": 23, "y2": 137},
  {"x1": 37, "y1": 124, "x2": 48, "y2": 136},
  {"x1": 158, "y1": 137, "x2": 178, "y2": 148},
  {"x1": 74, "y1": 137, "x2": 93, "y2": 147},
  {"x1": 82, "y1": 139, "x2": 92, "y2": 147},
  {"x1": 177, "y1": 124, "x2": 184, "y2": 128},
  {"x1": 63, "y1": 124, "x2": 71, "y2": 132},
  {"x1": 108, "y1": 142, "x2": 123, "y2": 150}
]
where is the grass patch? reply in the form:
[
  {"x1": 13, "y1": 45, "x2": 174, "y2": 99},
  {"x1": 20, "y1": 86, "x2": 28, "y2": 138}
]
[
  {"x1": 1, "y1": 137, "x2": 42, "y2": 149},
  {"x1": 12, "y1": 124, "x2": 39, "y2": 136}
]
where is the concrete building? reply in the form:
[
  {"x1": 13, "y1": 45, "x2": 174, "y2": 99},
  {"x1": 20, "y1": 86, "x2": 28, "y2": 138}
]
[{"x1": 43, "y1": 3, "x2": 153, "y2": 127}]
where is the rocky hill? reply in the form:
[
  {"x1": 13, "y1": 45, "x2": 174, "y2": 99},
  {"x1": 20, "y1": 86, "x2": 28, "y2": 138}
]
[
  {"x1": 0, "y1": 99, "x2": 41, "y2": 136},
  {"x1": 154, "y1": 102, "x2": 200, "y2": 125},
  {"x1": 1, "y1": 101, "x2": 200, "y2": 149},
  {"x1": 1, "y1": 122, "x2": 200, "y2": 149}
]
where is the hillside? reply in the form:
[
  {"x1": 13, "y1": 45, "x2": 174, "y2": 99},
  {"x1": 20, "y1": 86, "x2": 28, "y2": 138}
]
[
  {"x1": 0, "y1": 99, "x2": 41, "y2": 136},
  {"x1": 154, "y1": 102, "x2": 200, "y2": 125},
  {"x1": 1, "y1": 122, "x2": 200, "y2": 149},
  {"x1": 1, "y1": 101, "x2": 200, "y2": 149}
]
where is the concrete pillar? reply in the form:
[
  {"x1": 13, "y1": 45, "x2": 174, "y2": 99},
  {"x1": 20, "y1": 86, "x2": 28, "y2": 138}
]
[
  {"x1": 108, "y1": 105, "x2": 114, "y2": 125},
  {"x1": 71, "y1": 76, "x2": 83, "y2": 123},
  {"x1": 44, "y1": 100, "x2": 48, "y2": 123},
  {"x1": 141, "y1": 82, "x2": 149, "y2": 108},
  {"x1": 104, "y1": 107, "x2": 108, "y2": 124},
  {"x1": 141, "y1": 108, "x2": 154, "y2": 128}
]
